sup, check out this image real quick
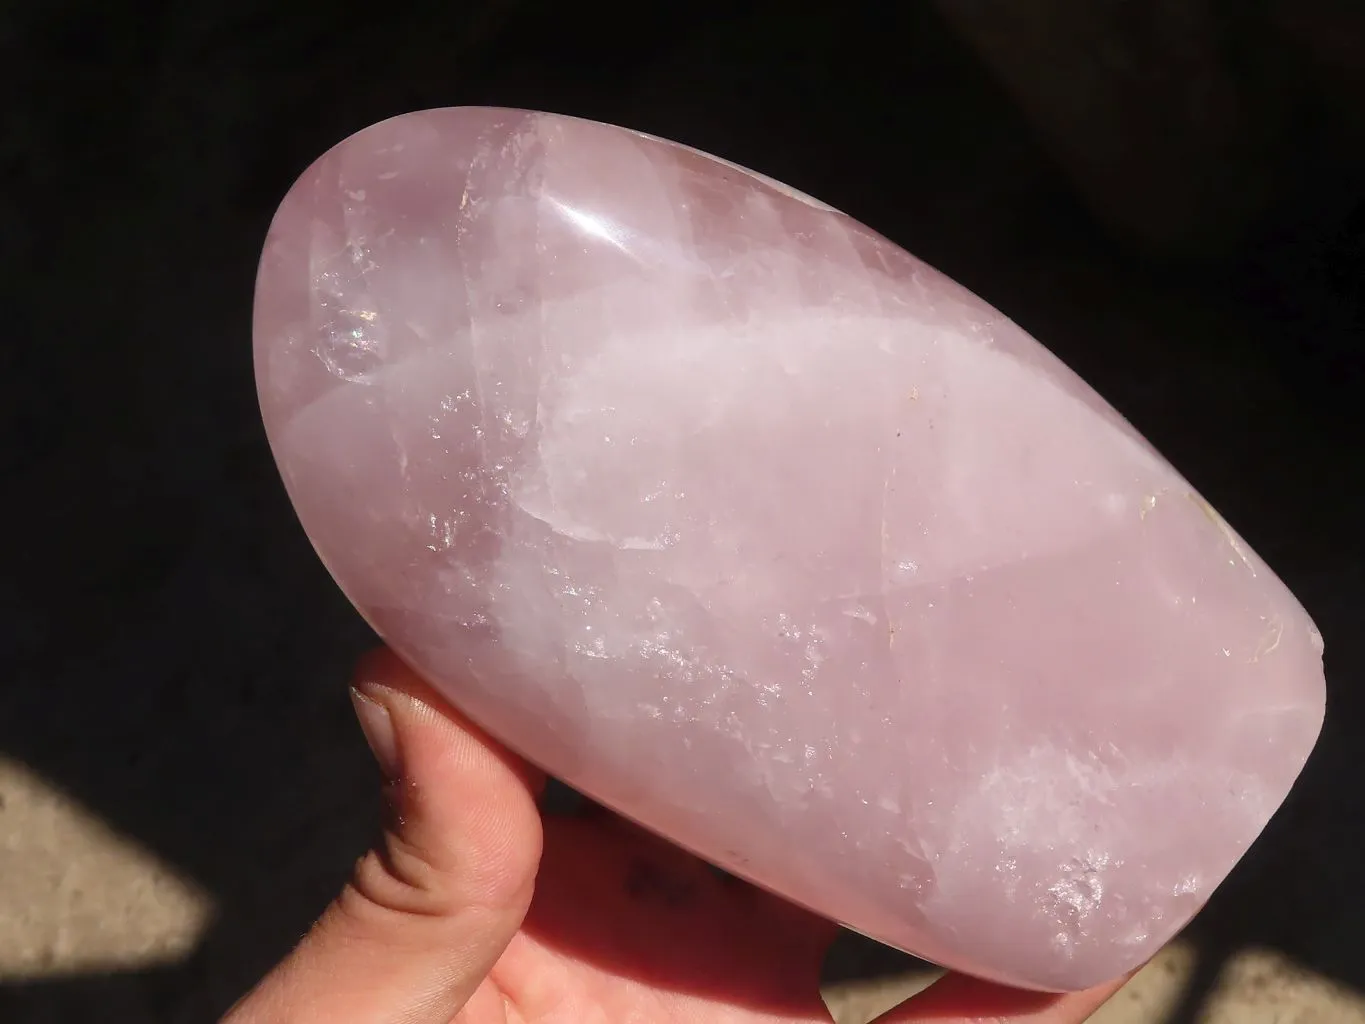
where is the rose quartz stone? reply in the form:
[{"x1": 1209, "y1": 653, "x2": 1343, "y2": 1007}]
[{"x1": 253, "y1": 107, "x2": 1326, "y2": 991}]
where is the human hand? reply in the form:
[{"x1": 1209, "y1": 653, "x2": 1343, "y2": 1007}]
[{"x1": 223, "y1": 649, "x2": 1125, "y2": 1023}]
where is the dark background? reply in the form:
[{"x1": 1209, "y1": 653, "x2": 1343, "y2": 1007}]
[{"x1": 3, "y1": 1, "x2": 1362, "y2": 1020}]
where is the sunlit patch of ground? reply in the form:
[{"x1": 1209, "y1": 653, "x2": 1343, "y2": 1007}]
[
  {"x1": 0, "y1": 758, "x2": 214, "y2": 980},
  {"x1": 823, "y1": 940, "x2": 1365, "y2": 1024}
]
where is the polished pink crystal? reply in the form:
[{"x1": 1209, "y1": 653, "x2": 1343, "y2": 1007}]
[{"x1": 253, "y1": 107, "x2": 1326, "y2": 991}]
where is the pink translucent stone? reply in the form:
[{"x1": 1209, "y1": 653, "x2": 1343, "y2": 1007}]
[{"x1": 253, "y1": 107, "x2": 1326, "y2": 991}]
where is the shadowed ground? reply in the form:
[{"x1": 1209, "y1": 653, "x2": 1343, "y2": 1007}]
[{"x1": 2, "y1": 2, "x2": 1362, "y2": 1021}]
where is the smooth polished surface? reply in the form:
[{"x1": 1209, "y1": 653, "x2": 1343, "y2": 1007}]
[{"x1": 254, "y1": 107, "x2": 1326, "y2": 991}]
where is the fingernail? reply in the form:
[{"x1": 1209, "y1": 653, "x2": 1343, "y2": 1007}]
[{"x1": 351, "y1": 686, "x2": 401, "y2": 779}]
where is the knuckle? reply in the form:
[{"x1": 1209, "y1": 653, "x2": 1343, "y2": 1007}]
[{"x1": 341, "y1": 832, "x2": 452, "y2": 923}]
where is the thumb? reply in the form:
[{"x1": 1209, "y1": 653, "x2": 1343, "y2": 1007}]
[{"x1": 224, "y1": 649, "x2": 545, "y2": 1024}]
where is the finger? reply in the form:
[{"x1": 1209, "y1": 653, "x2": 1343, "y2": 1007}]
[
  {"x1": 567, "y1": 800, "x2": 845, "y2": 949},
  {"x1": 872, "y1": 969, "x2": 1129, "y2": 1022},
  {"x1": 223, "y1": 649, "x2": 545, "y2": 1024},
  {"x1": 498, "y1": 813, "x2": 834, "y2": 1021}
]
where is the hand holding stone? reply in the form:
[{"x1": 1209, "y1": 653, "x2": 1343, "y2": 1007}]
[{"x1": 222, "y1": 649, "x2": 1123, "y2": 1023}]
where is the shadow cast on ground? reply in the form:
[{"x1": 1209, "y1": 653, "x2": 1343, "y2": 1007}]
[{"x1": 2, "y1": 2, "x2": 1362, "y2": 1021}]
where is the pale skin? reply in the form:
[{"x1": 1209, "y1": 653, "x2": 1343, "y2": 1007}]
[{"x1": 223, "y1": 649, "x2": 1127, "y2": 1023}]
